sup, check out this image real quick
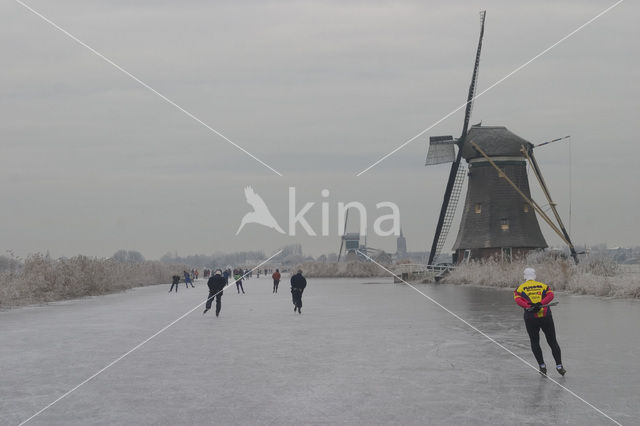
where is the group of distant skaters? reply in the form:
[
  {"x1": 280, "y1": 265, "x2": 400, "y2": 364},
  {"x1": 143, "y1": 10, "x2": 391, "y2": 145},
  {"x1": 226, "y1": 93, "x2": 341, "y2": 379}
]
[
  {"x1": 203, "y1": 268, "x2": 306, "y2": 316},
  {"x1": 200, "y1": 267, "x2": 280, "y2": 280},
  {"x1": 168, "y1": 270, "x2": 197, "y2": 292},
  {"x1": 169, "y1": 267, "x2": 307, "y2": 317}
]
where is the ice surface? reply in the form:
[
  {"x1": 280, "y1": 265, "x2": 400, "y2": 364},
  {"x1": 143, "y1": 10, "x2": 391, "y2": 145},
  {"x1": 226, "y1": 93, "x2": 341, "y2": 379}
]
[{"x1": 1, "y1": 278, "x2": 638, "y2": 425}]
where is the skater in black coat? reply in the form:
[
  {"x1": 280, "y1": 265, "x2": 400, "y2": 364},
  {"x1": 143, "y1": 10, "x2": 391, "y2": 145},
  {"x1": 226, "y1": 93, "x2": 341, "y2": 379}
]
[
  {"x1": 204, "y1": 269, "x2": 227, "y2": 317},
  {"x1": 169, "y1": 275, "x2": 180, "y2": 293},
  {"x1": 290, "y1": 269, "x2": 307, "y2": 314}
]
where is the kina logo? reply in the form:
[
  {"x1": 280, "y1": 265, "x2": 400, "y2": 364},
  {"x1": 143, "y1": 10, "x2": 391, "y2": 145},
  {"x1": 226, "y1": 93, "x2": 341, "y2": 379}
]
[
  {"x1": 236, "y1": 186, "x2": 401, "y2": 238},
  {"x1": 236, "y1": 186, "x2": 285, "y2": 235}
]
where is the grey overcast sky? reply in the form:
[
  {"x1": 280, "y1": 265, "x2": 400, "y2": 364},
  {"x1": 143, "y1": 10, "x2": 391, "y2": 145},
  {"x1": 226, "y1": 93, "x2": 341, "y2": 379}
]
[{"x1": 1, "y1": 0, "x2": 638, "y2": 260}]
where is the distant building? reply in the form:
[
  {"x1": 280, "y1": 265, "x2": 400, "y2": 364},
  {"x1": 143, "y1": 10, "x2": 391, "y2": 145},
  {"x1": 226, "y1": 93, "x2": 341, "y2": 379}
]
[
  {"x1": 394, "y1": 229, "x2": 427, "y2": 263},
  {"x1": 396, "y1": 228, "x2": 407, "y2": 256},
  {"x1": 396, "y1": 251, "x2": 430, "y2": 264}
]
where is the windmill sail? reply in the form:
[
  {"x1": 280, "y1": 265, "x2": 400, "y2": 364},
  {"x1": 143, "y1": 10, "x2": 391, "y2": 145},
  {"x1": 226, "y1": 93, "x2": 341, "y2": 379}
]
[
  {"x1": 428, "y1": 11, "x2": 486, "y2": 266},
  {"x1": 461, "y1": 10, "x2": 486, "y2": 140},
  {"x1": 425, "y1": 136, "x2": 456, "y2": 165},
  {"x1": 337, "y1": 209, "x2": 349, "y2": 262},
  {"x1": 431, "y1": 164, "x2": 466, "y2": 263}
]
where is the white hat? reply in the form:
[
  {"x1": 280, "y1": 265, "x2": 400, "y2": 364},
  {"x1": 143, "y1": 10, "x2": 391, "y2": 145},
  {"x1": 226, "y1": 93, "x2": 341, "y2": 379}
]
[
  {"x1": 523, "y1": 267, "x2": 536, "y2": 281},
  {"x1": 214, "y1": 269, "x2": 222, "y2": 275}
]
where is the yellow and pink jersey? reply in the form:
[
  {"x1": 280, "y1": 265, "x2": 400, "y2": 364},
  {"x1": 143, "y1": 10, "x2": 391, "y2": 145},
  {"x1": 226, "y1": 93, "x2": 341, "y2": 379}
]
[{"x1": 514, "y1": 280, "x2": 554, "y2": 319}]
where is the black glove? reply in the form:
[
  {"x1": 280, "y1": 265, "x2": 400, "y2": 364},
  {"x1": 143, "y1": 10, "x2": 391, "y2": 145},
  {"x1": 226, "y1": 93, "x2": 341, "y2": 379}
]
[{"x1": 527, "y1": 302, "x2": 542, "y2": 312}]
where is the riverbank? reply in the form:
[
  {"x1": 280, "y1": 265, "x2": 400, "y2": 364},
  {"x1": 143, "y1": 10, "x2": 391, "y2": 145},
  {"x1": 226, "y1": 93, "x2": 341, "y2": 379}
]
[
  {"x1": 4, "y1": 256, "x2": 638, "y2": 309},
  {"x1": 293, "y1": 261, "x2": 389, "y2": 278},
  {"x1": 0, "y1": 253, "x2": 188, "y2": 308},
  {"x1": 439, "y1": 258, "x2": 640, "y2": 299},
  {"x1": 293, "y1": 258, "x2": 640, "y2": 300}
]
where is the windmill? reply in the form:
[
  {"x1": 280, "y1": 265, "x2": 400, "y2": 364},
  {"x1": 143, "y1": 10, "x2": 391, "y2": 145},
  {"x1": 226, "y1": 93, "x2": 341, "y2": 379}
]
[
  {"x1": 337, "y1": 209, "x2": 384, "y2": 262},
  {"x1": 338, "y1": 209, "x2": 360, "y2": 262},
  {"x1": 425, "y1": 11, "x2": 578, "y2": 265}
]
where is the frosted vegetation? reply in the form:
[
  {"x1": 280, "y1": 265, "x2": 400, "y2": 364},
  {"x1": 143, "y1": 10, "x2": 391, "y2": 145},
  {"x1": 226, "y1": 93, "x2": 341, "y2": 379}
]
[
  {"x1": 293, "y1": 261, "x2": 388, "y2": 278},
  {"x1": 2, "y1": 250, "x2": 638, "y2": 308},
  {"x1": 442, "y1": 253, "x2": 640, "y2": 299},
  {"x1": 296, "y1": 253, "x2": 640, "y2": 299},
  {"x1": 0, "y1": 253, "x2": 188, "y2": 308}
]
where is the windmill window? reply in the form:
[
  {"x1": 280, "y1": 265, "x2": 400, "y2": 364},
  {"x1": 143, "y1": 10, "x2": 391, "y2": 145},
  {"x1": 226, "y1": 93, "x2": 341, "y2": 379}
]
[
  {"x1": 500, "y1": 218, "x2": 510, "y2": 231},
  {"x1": 474, "y1": 203, "x2": 482, "y2": 214},
  {"x1": 523, "y1": 203, "x2": 530, "y2": 213}
]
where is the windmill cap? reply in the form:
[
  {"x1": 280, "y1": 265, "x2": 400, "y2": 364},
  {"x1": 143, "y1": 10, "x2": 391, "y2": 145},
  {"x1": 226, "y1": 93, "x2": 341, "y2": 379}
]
[
  {"x1": 524, "y1": 267, "x2": 536, "y2": 281},
  {"x1": 461, "y1": 126, "x2": 534, "y2": 160}
]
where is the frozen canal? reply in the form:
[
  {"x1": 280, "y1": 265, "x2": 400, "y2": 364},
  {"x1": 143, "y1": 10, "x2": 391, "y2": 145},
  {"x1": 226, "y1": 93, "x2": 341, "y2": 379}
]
[{"x1": 1, "y1": 277, "x2": 638, "y2": 425}]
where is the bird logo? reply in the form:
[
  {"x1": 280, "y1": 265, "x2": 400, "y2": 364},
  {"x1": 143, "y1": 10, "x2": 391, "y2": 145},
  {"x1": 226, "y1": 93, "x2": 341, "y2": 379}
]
[{"x1": 236, "y1": 186, "x2": 285, "y2": 235}]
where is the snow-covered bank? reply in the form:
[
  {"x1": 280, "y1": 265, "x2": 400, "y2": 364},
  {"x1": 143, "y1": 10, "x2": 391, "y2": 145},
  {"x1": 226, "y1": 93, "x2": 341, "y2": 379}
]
[
  {"x1": 293, "y1": 261, "x2": 389, "y2": 278},
  {"x1": 0, "y1": 253, "x2": 188, "y2": 308},
  {"x1": 440, "y1": 257, "x2": 640, "y2": 299}
]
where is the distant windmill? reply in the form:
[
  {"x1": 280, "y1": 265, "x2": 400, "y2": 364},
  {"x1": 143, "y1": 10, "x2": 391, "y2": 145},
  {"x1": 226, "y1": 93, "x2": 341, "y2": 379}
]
[
  {"x1": 337, "y1": 208, "x2": 387, "y2": 262},
  {"x1": 425, "y1": 11, "x2": 578, "y2": 265},
  {"x1": 338, "y1": 209, "x2": 360, "y2": 262}
]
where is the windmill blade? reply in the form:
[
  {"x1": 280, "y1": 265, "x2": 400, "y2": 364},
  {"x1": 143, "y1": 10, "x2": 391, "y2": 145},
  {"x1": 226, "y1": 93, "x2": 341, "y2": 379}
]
[
  {"x1": 343, "y1": 208, "x2": 350, "y2": 235},
  {"x1": 428, "y1": 160, "x2": 466, "y2": 265},
  {"x1": 460, "y1": 10, "x2": 486, "y2": 140},
  {"x1": 434, "y1": 164, "x2": 466, "y2": 262},
  {"x1": 337, "y1": 209, "x2": 349, "y2": 262},
  {"x1": 426, "y1": 136, "x2": 456, "y2": 165},
  {"x1": 428, "y1": 11, "x2": 485, "y2": 266}
]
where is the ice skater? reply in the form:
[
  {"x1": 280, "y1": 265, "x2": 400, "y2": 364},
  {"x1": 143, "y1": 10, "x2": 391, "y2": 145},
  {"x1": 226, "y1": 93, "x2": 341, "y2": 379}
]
[
  {"x1": 234, "y1": 268, "x2": 245, "y2": 294},
  {"x1": 272, "y1": 269, "x2": 281, "y2": 293},
  {"x1": 290, "y1": 269, "x2": 307, "y2": 314},
  {"x1": 169, "y1": 275, "x2": 180, "y2": 293},
  {"x1": 184, "y1": 271, "x2": 195, "y2": 288},
  {"x1": 204, "y1": 269, "x2": 227, "y2": 317},
  {"x1": 514, "y1": 267, "x2": 565, "y2": 376}
]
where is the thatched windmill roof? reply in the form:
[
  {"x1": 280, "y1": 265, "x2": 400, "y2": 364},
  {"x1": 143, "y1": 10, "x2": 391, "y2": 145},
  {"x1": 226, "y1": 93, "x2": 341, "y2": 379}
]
[{"x1": 461, "y1": 125, "x2": 533, "y2": 160}]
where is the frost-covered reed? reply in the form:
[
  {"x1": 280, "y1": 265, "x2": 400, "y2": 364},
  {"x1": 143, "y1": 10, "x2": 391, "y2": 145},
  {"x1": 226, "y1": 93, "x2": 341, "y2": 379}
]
[
  {"x1": 293, "y1": 261, "x2": 389, "y2": 278},
  {"x1": 442, "y1": 255, "x2": 640, "y2": 298},
  {"x1": 0, "y1": 253, "x2": 188, "y2": 307}
]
